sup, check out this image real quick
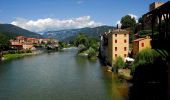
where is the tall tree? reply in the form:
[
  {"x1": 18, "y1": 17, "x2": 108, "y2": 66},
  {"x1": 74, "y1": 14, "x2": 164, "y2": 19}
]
[
  {"x1": 121, "y1": 15, "x2": 137, "y2": 43},
  {"x1": 121, "y1": 15, "x2": 136, "y2": 29}
]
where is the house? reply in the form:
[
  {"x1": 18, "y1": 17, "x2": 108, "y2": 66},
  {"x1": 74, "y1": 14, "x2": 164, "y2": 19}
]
[
  {"x1": 10, "y1": 36, "x2": 59, "y2": 50},
  {"x1": 132, "y1": 36, "x2": 152, "y2": 56},
  {"x1": 100, "y1": 29, "x2": 129, "y2": 66}
]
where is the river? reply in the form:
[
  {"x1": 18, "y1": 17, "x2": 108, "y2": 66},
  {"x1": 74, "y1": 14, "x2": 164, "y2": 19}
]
[{"x1": 0, "y1": 48, "x2": 128, "y2": 100}]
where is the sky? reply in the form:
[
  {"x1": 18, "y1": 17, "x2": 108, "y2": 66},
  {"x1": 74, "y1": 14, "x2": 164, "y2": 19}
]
[{"x1": 0, "y1": 0, "x2": 169, "y2": 32}]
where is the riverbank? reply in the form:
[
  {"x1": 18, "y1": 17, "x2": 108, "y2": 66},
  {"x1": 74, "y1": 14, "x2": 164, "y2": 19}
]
[{"x1": 2, "y1": 50, "x2": 43, "y2": 61}]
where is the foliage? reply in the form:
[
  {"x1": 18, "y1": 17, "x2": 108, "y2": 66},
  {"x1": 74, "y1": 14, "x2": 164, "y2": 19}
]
[
  {"x1": 120, "y1": 15, "x2": 137, "y2": 43},
  {"x1": 74, "y1": 33, "x2": 89, "y2": 47},
  {"x1": 138, "y1": 17, "x2": 143, "y2": 24},
  {"x1": 59, "y1": 42, "x2": 68, "y2": 49},
  {"x1": 131, "y1": 48, "x2": 168, "y2": 74},
  {"x1": 88, "y1": 37, "x2": 98, "y2": 50},
  {"x1": 78, "y1": 44, "x2": 87, "y2": 53},
  {"x1": 0, "y1": 33, "x2": 11, "y2": 51},
  {"x1": 113, "y1": 56, "x2": 125, "y2": 73},
  {"x1": 74, "y1": 33, "x2": 99, "y2": 59},
  {"x1": 87, "y1": 47, "x2": 96, "y2": 59},
  {"x1": 138, "y1": 30, "x2": 152, "y2": 37},
  {"x1": 121, "y1": 15, "x2": 136, "y2": 29}
]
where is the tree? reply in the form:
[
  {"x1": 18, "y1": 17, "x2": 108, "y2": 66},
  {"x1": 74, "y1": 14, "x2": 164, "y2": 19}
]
[
  {"x1": 131, "y1": 48, "x2": 168, "y2": 74},
  {"x1": 113, "y1": 56, "x2": 125, "y2": 73},
  {"x1": 0, "y1": 33, "x2": 10, "y2": 51},
  {"x1": 74, "y1": 33, "x2": 89, "y2": 47},
  {"x1": 120, "y1": 15, "x2": 137, "y2": 43},
  {"x1": 121, "y1": 15, "x2": 136, "y2": 29}
]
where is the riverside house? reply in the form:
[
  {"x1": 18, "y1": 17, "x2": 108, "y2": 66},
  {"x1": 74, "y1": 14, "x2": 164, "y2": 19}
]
[
  {"x1": 10, "y1": 36, "x2": 58, "y2": 50},
  {"x1": 100, "y1": 29, "x2": 129, "y2": 66},
  {"x1": 132, "y1": 36, "x2": 152, "y2": 56}
]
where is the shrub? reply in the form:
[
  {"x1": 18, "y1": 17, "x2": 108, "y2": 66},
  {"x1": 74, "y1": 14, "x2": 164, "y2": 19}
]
[
  {"x1": 88, "y1": 47, "x2": 96, "y2": 58},
  {"x1": 113, "y1": 56, "x2": 125, "y2": 73},
  {"x1": 131, "y1": 48, "x2": 168, "y2": 74}
]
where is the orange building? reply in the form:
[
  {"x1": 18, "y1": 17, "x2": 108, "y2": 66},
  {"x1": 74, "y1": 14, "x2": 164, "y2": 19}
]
[
  {"x1": 100, "y1": 29, "x2": 129, "y2": 65},
  {"x1": 107, "y1": 29, "x2": 129, "y2": 65},
  {"x1": 132, "y1": 36, "x2": 152, "y2": 56}
]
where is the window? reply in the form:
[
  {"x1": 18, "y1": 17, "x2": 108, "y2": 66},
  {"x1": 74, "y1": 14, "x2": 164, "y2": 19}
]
[
  {"x1": 115, "y1": 47, "x2": 117, "y2": 51},
  {"x1": 124, "y1": 39, "x2": 126, "y2": 43},
  {"x1": 124, "y1": 47, "x2": 127, "y2": 51},
  {"x1": 124, "y1": 54, "x2": 127, "y2": 57},
  {"x1": 115, "y1": 54, "x2": 117, "y2": 57},
  {"x1": 141, "y1": 43, "x2": 144, "y2": 47},
  {"x1": 124, "y1": 34, "x2": 126, "y2": 37},
  {"x1": 115, "y1": 34, "x2": 117, "y2": 37},
  {"x1": 115, "y1": 39, "x2": 117, "y2": 43}
]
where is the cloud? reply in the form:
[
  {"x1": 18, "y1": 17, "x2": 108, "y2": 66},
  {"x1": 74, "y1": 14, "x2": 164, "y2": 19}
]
[
  {"x1": 115, "y1": 14, "x2": 138, "y2": 27},
  {"x1": 11, "y1": 16, "x2": 102, "y2": 32},
  {"x1": 76, "y1": 0, "x2": 84, "y2": 4}
]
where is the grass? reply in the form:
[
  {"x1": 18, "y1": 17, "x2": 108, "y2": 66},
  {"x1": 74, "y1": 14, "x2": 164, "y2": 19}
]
[{"x1": 3, "y1": 53, "x2": 33, "y2": 60}]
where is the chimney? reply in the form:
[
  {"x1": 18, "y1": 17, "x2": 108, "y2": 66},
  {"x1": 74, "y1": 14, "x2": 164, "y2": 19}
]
[{"x1": 117, "y1": 24, "x2": 119, "y2": 29}]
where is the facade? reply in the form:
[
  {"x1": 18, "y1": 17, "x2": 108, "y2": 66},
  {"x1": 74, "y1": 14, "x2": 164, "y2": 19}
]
[
  {"x1": 132, "y1": 36, "x2": 152, "y2": 56},
  {"x1": 100, "y1": 29, "x2": 129, "y2": 66}
]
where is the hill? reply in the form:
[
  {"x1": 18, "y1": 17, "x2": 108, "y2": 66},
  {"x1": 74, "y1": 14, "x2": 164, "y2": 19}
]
[
  {"x1": 43, "y1": 26, "x2": 115, "y2": 42},
  {"x1": 0, "y1": 24, "x2": 42, "y2": 38}
]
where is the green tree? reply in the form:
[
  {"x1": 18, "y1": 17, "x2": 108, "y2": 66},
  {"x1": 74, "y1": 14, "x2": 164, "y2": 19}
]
[
  {"x1": 121, "y1": 15, "x2": 136, "y2": 29},
  {"x1": 120, "y1": 15, "x2": 137, "y2": 43},
  {"x1": 131, "y1": 48, "x2": 167, "y2": 74},
  {"x1": 113, "y1": 56, "x2": 125, "y2": 73},
  {"x1": 74, "y1": 33, "x2": 89, "y2": 47},
  {"x1": 0, "y1": 33, "x2": 10, "y2": 51}
]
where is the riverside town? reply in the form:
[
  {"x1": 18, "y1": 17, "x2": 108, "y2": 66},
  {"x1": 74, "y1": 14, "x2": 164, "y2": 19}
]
[{"x1": 0, "y1": 1, "x2": 169, "y2": 100}]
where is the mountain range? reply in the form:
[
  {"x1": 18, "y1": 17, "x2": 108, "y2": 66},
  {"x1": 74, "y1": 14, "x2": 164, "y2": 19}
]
[
  {"x1": 42, "y1": 26, "x2": 115, "y2": 42},
  {"x1": 0, "y1": 24, "x2": 115, "y2": 42},
  {"x1": 0, "y1": 24, "x2": 42, "y2": 38}
]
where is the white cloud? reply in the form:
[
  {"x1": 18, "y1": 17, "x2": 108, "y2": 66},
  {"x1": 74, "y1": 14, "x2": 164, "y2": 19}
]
[
  {"x1": 115, "y1": 14, "x2": 138, "y2": 27},
  {"x1": 11, "y1": 16, "x2": 102, "y2": 32},
  {"x1": 77, "y1": 0, "x2": 84, "y2": 4}
]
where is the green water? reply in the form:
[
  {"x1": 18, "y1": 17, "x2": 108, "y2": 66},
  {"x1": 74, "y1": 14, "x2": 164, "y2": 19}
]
[{"x1": 0, "y1": 48, "x2": 125, "y2": 100}]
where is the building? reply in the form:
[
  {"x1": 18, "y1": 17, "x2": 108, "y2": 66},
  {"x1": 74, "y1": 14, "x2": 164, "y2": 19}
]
[
  {"x1": 143, "y1": 2, "x2": 166, "y2": 30},
  {"x1": 10, "y1": 36, "x2": 58, "y2": 50},
  {"x1": 132, "y1": 36, "x2": 152, "y2": 56},
  {"x1": 149, "y1": 2, "x2": 164, "y2": 11},
  {"x1": 100, "y1": 29, "x2": 129, "y2": 66}
]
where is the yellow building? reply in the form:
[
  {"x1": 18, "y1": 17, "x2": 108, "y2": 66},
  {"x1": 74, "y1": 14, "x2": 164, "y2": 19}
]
[
  {"x1": 107, "y1": 29, "x2": 129, "y2": 65},
  {"x1": 133, "y1": 36, "x2": 152, "y2": 56}
]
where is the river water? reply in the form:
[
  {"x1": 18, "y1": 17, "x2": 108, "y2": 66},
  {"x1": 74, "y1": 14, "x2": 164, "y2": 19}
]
[{"x1": 0, "y1": 48, "x2": 127, "y2": 100}]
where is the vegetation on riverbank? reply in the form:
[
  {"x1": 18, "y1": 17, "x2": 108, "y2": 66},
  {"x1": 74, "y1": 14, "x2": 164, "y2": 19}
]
[
  {"x1": 74, "y1": 33, "x2": 99, "y2": 60},
  {"x1": 3, "y1": 53, "x2": 33, "y2": 60},
  {"x1": 131, "y1": 48, "x2": 168, "y2": 74},
  {"x1": 1, "y1": 50, "x2": 44, "y2": 61}
]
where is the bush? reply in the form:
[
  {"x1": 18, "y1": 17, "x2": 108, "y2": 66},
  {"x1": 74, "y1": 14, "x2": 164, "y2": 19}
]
[
  {"x1": 131, "y1": 48, "x2": 168, "y2": 74},
  {"x1": 9, "y1": 50, "x2": 16, "y2": 54},
  {"x1": 78, "y1": 44, "x2": 87, "y2": 53},
  {"x1": 113, "y1": 56, "x2": 125, "y2": 73},
  {"x1": 87, "y1": 47, "x2": 96, "y2": 58},
  {"x1": 26, "y1": 49, "x2": 32, "y2": 53}
]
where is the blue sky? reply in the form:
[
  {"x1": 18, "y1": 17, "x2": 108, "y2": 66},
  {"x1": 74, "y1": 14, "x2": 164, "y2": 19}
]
[{"x1": 0, "y1": 0, "x2": 168, "y2": 32}]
